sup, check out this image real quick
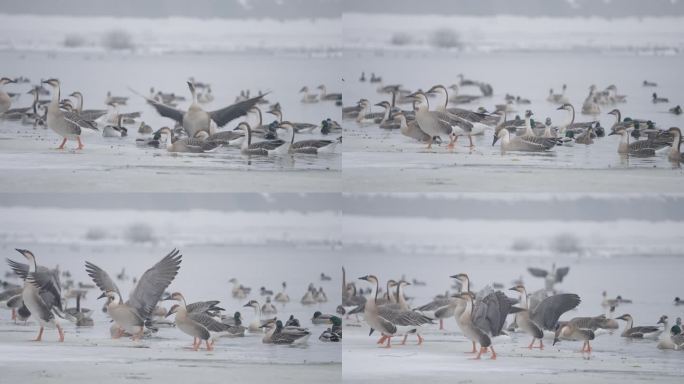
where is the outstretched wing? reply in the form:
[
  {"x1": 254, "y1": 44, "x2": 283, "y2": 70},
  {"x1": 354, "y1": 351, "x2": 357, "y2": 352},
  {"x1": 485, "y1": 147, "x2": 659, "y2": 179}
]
[
  {"x1": 555, "y1": 267, "x2": 570, "y2": 283},
  {"x1": 532, "y1": 293, "x2": 581, "y2": 330},
  {"x1": 527, "y1": 267, "x2": 548, "y2": 278},
  {"x1": 127, "y1": 249, "x2": 182, "y2": 319},
  {"x1": 147, "y1": 99, "x2": 184, "y2": 124},
  {"x1": 6, "y1": 259, "x2": 30, "y2": 280},
  {"x1": 210, "y1": 94, "x2": 266, "y2": 127},
  {"x1": 188, "y1": 312, "x2": 229, "y2": 332},
  {"x1": 27, "y1": 268, "x2": 63, "y2": 311},
  {"x1": 85, "y1": 261, "x2": 121, "y2": 298}
]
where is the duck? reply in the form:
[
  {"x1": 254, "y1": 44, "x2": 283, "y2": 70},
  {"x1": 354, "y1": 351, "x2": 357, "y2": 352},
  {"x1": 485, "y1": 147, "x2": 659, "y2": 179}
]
[
  {"x1": 102, "y1": 115, "x2": 127, "y2": 138},
  {"x1": 312, "y1": 311, "x2": 335, "y2": 325},
  {"x1": 656, "y1": 315, "x2": 684, "y2": 350},
  {"x1": 643, "y1": 80, "x2": 658, "y2": 87},
  {"x1": 219, "y1": 311, "x2": 247, "y2": 337},
  {"x1": 319, "y1": 317, "x2": 342, "y2": 342},
  {"x1": 653, "y1": 93, "x2": 669, "y2": 103},
  {"x1": 301, "y1": 286, "x2": 317, "y2": 305},
  {"x1": 229, "y1": 278, "x2": 250, "y2": 299},
  {"x1": 85, "y1": 249, "x2": 182, "y2": 340},
  {"x1": 261, "y1": 320, "x2": 311, "y2": 344},
  {"x1": 616, "y1": 314, "x2": 662, "y2": 339},
  {"x1": 138, "y1": 121, "x2": 153, "y2": 134},
  {"x1": 670, "y1": 105, "x2": 682, "y2": 115}
]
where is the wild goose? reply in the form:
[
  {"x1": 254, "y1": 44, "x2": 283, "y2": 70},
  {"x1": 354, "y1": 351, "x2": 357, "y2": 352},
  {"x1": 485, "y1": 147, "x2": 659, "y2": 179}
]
[
  {"x1": 7, "y1": 249, "x2": 67, "y2": 341},
  {"x1": 41, "y1": 79, "x2": 99, "y2": 150},
  {"x1": 427, "y1": 84, "x2": 493, "y2": 141},
  {"x1": 453, "y1": 292, "x2": 497, "y2": 360},
  {"x1": 556, "y1": 104, "x2": 598, "y2": 136},
  {"x1": 527, "y1": 264, "x2": 570, "y2": 292},
  {"x1": 85, "y1": 249, "x2": 182, "y2": 340},
  {"x1": 261, "y1": 297, "x2": 277, "y2": 316},
  {"x1": 656, "y1": 315, "x2": 684, "y2": 350},
  {"x1": 355, "y1": 100, "x2": 387, "y2": 125},
  {"x1": 509, "y1": 285, "x2": 580, "y2": 350},
  {"x1": 69, "y1": 91, "x2": 108, "y2": 121},
  {"x1": 608, "y1": 127, "x2": 660, "y2": 157},
  {"x1": 0, "y1": 77, "x2": 17, "y2": 114},
  {"x1": 408, "y1": 90, "x2": 464, "y2": 150},
  {"x1": 653, "y1": 93, "x2": 669, "y2": 103},
  {"x1": 0, "y1": 286, "x2": 23, "y2": 320},
  {"x1": 317, "y1": 85, "x2": 341, "y2": 102},
  {"x1": 493, "y1": 124, "x2": 556, "y2": 153},
  {"x1": 395, "y1": 112, "x2": 431, "y2": 143},
  {"x1": 274, "y1": 282, "x2": 290, "y2": 303},
  {"x1": 166, "y1": 292, "x2": 233, "y2": 351},
  {"x1": 358, "y1": 275, "x2": 433, "y2": 348},
  {"x1": 343, "y1": 99, "x2": 368, "y2": 120},
  {"x1": 229, "y1": 278, "x2": 250, "y2": 298},
  {"x1": 262, "y1": 320, "x2": 311, "y2": 344},
  {"x1": 141, "y1": 81, "x2": 264, "y2": 138},
  {"x1": 243, "y1": 300, "x2": 275, "y2": 333},
  {"x1": 65, "y1": 291, "x2": 94, "y2": 327},
  {"x1": 102, "y1": 115, "x2": 127, "y2": 138},
  {"x1": 299, "y1": 86, "x2": 319, "y2": 103},
  {"x1": 547, "y1": 85, "x2": 569, "y2": 104},
  {"x1": 266, "y1": 103, "x2": 318, "y2": 133},
  {"x1": 447, "y1": 84, "x2": 480, "y2": 104},
  {"x1": 553, "y1": 319, "x2": 596, "y2": 353},
  {"x1": 616, "y1": 314, "x2": 662, "y2": 339},
  {"x1": 238, "y1": 122, "x2": 288, "y2": 156},
  {"x1": 155, "y1": 128, "x2": 218, "y2": 153},
  {"x1": 666, "y1": 127, "x2": 683, "y2": 163},
  {"x1": 277, "y1": 122, "x2": 339, "y2": 154},
  {"x1": 105, "y1": 91, "x2": 128, "y2": 105}
]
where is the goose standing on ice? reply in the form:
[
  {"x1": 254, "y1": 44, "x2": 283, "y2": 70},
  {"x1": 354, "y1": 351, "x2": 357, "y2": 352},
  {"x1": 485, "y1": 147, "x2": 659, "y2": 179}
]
[
  {"x1": 453, "y1": 292, "x2": 497, "y2": 360},
  {"x1": 509, "y1": 285, "x2": 580, "y2": 350},
  {"x1": 85, "y1": 249, "x2": 182, "y2": 340},
  {"x1": 493, "y1": 111, "x2": 556, "y2": 152},
  {"x1": 42, "y1": 79, "x2": 99, "y2": 149},
  {"x1": 143, "y1": 81, "x2": 265, "y2": 138},
  {"x1": 165, "y1": 292, "x2": 231, "y2": 351},
  {"x1": 408, "y1": 90, "x2": 463, "y2": 150},
  {"x1": 553, "y1": 319, "x2": 596, "y2": 353},
  {"x1": 7, "y1": 249, "x2": 66, "y2": 342}
]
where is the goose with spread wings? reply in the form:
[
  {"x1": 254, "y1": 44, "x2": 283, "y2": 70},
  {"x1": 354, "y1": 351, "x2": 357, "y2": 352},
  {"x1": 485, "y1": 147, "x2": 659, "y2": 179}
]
[
  {"x1": 85, "y1": 249, "x2": 182, "y2": 340},
  {"x1": 7, "y1": 249, "x2": 67, "y2": 341},
  {"x1": 142, "y1": 81, "x2": 266, "y2": 138}
]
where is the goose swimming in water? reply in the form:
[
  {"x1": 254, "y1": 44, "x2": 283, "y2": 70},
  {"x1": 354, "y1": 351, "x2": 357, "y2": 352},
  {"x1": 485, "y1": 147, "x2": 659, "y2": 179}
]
[
  {"x1": 7, "y1": 249, "x2": 66, "y2": 341},
  {"x1": 276, "y1": 122, "x2": 339, "y2": 155},
  {"x1": 299, "y1": 86, "x2": 319, "y2": 104},
  {"x1": 493, "y1": 112, "x2": 556, "y2": 152},
  {"x1": 616, "y1": 314, "x2": 662, "y2": 339},
  {"x1": 141, "y1": 81, "x2": 265, "y2": 139},
  {"x1": 243, "y1": 300, "x2": 275, "y2": 333},
  {"x1": 85, "y1": 249, "x2": 182, "y2": 340},
  {"x1": 274, "y1": 282, "x2": 290, "y2": 303},
  {"x1": 155, "y1": 127, "x2": 218, "y2": 153},
  {"x1": 509, "y1": 285, "x2": 580, "y2": 350},
  {"x1": 42, "y1": 79, "x2": 99, "y2": 149},
  {"x1": 317, "y1": 85, "x2": 341, "y2": 102},
  {"x1": 238, "y1": 122, "x2": 288, "y2": 156},
  {"x1": 652, "y1": 93, "x2": 669, "y2": 103},
  {"x1": 608, "y1": 127, "x2": 660, "y2": 157}
]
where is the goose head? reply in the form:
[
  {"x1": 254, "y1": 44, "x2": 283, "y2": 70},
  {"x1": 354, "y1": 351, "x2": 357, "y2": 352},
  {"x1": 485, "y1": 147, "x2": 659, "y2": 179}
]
[
  {"x1": 657, "y1": 315, "x2": 668, "y2": 325},
  {"x1": 15, "y1": 248, "x2": 37, "y2": 267},
  {"x1": 557, "y1": 103, "x2": 572, "y2": 111},
  {"x1": 165, "y1": 304, "x2": 181, "y2": 318},
  {"x1": 0, "y1": 77, "x2": 17, "y2": 86},
  {"x1": 616, "y1": 314, "x2": 632, "y2": 322},
  {"x1": 243, "y1": 299, "x2": 259, "y2": 309},
  {"x1": 41, "y1": 78, "x2": 60, "y2": 89},
  {"x1": 358, "y1": 275, "x2": 379, "y2": 284}
]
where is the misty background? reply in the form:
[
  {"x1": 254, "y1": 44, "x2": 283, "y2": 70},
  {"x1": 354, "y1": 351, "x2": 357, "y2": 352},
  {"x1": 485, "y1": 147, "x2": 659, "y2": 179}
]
[{"x1": 0, "y1": 0, "x2": 683, "y2": 18}]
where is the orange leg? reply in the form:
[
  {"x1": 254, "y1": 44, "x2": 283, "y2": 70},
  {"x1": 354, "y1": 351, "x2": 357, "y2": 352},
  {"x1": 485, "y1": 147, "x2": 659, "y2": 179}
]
[
  {"x1": 417, "y1": 333, "x2": 424, "y2": 345},
  {"x1": 383, "y1": 336, "x2": 392, "y2": 348},
  {"x1": 11, "y1": 309, "x2": 16, "y2": 321},
  {"x1": 539, "y1": 339, "x2": 544, "y2": 350},
  {"x1": 34, "y1": 326, "x2": 44, "y2": 341},
  {"x1": 439, "y1": 318, "x2": 444, "y2": 330},
  {"x1": 57, "y1": 138, "x2": 67, "y2": 150},
  {"x1": 472, "y1": 346, "x2": 485, "y2": 360},
  {"x1": 113, "y1": 328, "x2": 125, "y2": 339},
  {"x1": 426, "y1": 137, "x2": 433, "y2": 150},
  {"x1": 205, "y1": 340, "x2": 213, "y2": 351},
  {"x1": 401, "y1": 334, "x2": 408, "y2": 345},
  {"x1": 377, "y1": 335, "x2": 387, "y2": 344},
  {"x1": 586, "y1": 341, "x2": 592, "y2": 352},
  {"x1": 76, "y1": 137, "x2": 84, "y2": 150},
  {"x1": 490, "y1": 345, "x2": 497, "y2": 360},
  {"x1": 447, "y1": 135, "x2": 456, "y2": 150},
  {"x1": 528, "y1": 338, "x2": 536, "y2": 349},
  {"x1": 468, "y1": 135, "x2": 474, "y2": 148},
  {"x1": 192, "y1": 337, "x2": 198, "y2": 348},
  {"x1": 57, "y1": 324, "x2": 64, "y2": 342}
]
